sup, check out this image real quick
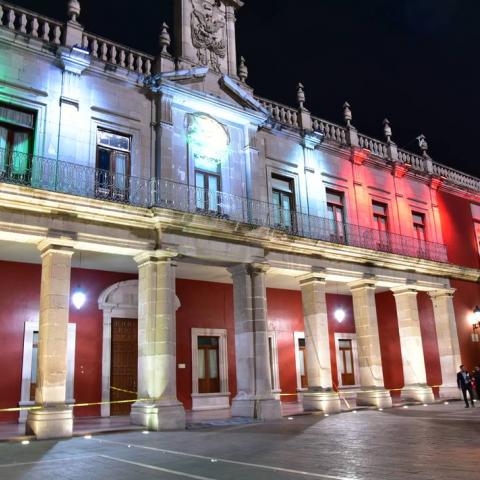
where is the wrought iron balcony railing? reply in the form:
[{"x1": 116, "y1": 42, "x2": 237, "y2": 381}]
[{"x1": 0, "y1": 150, "x2": 448, "y2": 263}]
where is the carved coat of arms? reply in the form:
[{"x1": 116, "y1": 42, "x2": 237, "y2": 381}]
[{"x1": 191, "y1": 0, "x2": 226, "y2": 72}]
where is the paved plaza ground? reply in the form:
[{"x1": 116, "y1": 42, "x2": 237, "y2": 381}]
[{"x1": 0, "y1": 402, "x2": 479, "y2": 479}]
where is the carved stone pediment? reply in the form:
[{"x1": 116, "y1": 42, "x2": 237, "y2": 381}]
[{"x1": 191, "y1": 0, "x2": 227, "y2": 73}]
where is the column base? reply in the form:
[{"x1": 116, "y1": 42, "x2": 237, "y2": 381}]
[
  {"x1": 401, "y1": 385, "x2": 435, "y2": 403},
  {"x1": 130, "y1": 400, "x2": 185, "y2": 431},
  {"x1": 26, "y1": 406, "x2": 73, "y2": 440},
  {"x1": 302, "y1": 390, "x2": 341, "y2": 413},
  {"x1": 438, "y1": 385, "x2": 462, "y2": 400},
  {"x1": 356, "y1": 388, "x2": 393, "y2": 409},
  {"x1": 231, "y1": 395, "x2": 281, "y2": 420}
]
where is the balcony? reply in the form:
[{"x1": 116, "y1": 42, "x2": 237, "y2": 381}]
[{"x1": 0, "y1": 150, "x2": 448, "y2": 263}]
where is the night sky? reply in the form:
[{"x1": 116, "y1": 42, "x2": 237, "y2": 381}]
[{"x1": 13, "y1": 0, "x2": 480, "y2": 177}]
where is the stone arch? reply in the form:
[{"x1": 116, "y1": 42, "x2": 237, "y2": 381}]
[{"x1": 98, "y1": 280, "x2": 181, "y2": 416}]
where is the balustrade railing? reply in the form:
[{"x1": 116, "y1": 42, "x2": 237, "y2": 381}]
[
  {"x1": 398, "y1": 149, "x2": 425, "y2": 171},
  {"x1": 81, "y1": 32, "x2": 153, "y2": 75},
  {"x1": 358, "y1": 133, "x2": 388, "y2": 158},
  {"x1": 0, "y1": 149, "x2": 447, "y2": 263},
  {"x1": 432, "y1": 162, "x2": 480, "y2": 191},
  {"x1": 0, "y1": 1, "x2": 63, "y2": 44},
  {"x1": 312, "y1": 117, "x2": 348, "y2": 145},
  {"x1": 257, "y1": 97, "x2": 299, "y2": 128}
]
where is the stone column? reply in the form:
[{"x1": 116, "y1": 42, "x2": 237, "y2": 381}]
[
  {"x1": 228, "y1": 263, "x2": 281, "y2": 419},
  {"x1": 428, "y1": 288, "x2": 462, "y2": 399},
  {"x1": 392, "y1": 287, "x2": 434, "y2": 403},
  {"x1": 130, "y1": 251, "x2": 185, "y2": 430},
  {"x1": 26, "y1": 241, "x2": 74, "y2": 439},
  {"x1": 299, "y1": 272, "x2": 341, "y2": 413},
  {"x1": 349, "y1": 280, "x2": 392, "y2": 408}
]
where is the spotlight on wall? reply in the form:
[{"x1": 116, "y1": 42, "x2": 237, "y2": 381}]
[
  {"x1": 71, "y1": 287, "x2": 87, "y2": 310},
  {"x1": 334, "y1": 308, "x2": 346, "y2": 323},
  {"x1": 471, "y1": 306, "x2": 480, "y2": 342}
]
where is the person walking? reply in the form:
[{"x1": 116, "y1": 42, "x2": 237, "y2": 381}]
[
  {"x1": 472, "y1": 366, "x2": 480, "y2": 401},
  {"x1": 457, "y1": 365, "x2": 475, "y2": 408}
]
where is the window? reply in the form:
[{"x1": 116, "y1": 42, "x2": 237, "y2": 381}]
[
  {"x1": 412, "y1": 212, "x2": 426, "y2": 241},
  {"x1": 0, "y1": 104, "x2": 35, "y2": 179},
  {"x1": 475, "y1": 222, "x2": 480, "y2": 257},
  {"x1": 197, "y1": 336, "x2": 220, "y2": 394},
  {"x1": 272, "y1": 175, "x2": 295, "y2": 230},
  {"x1": 298, "y1": 337, "x2": 308, "y2": 388},
  {"x1": 96, "y1": 129, "x2": 131, "y2": 199},
  {"x1": 194, "y1": 155, "x2": 221, "y2": 213},
  {"x1": 30, "y1": 331, "x2": 39, "y2": 401},
  {"x1": 326, "y1": 189, "x2": 346, "y2": 241},
  {"x1": 338, "y1": 339, "x2": 355, "y2": 386},
  {"x1": 372, "y1": 201, "x2": 390, "y2": 250}
]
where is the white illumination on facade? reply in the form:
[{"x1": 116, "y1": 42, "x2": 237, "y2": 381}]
[
  {"x1": 186, "y1": 113, "x2": 229, "y2": 162},
  {"x1": 334, "y1": 308, "x2": 346, "y2": 323}
]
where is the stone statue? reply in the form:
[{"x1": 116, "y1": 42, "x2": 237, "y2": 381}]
[{"x1": 191, "y1": 0, "x2": 226, "y2": 73}]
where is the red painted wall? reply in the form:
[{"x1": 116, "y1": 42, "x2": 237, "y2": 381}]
[
  {"x1": 327, "y1": 295, "x2": 355, "y2": 389},
  {"x1": 376, "y1": 290, "x2": 443, "y2": 398},
  {"x1": 175, "y1": 279, "x2": 236, "y2": 410},
  {"x1": 0, "y1": 261, "x2": 41, "y2": 422},
  {"x1": 376, "y1": 291, "x2": 403, "y2": 398},
  {"x1": 417, "y1": 292, "x2": 442, "y2": 391},
  {"x1": 437, "y1": 191, "x2": 479, "y2": 269},
  {"x1": 450, "y1": 279, "x2": 480, "y2": 370},
  {"x1": 0, "y1": 260, "x2": 136, "y2": 422},
  {"x1": 267, "y1": 289, "x2": 304, "y2": 402}
]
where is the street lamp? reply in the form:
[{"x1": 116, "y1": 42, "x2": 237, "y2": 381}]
[{"x1": 470, "y1": 305, "x2": 480, "y2": 342}]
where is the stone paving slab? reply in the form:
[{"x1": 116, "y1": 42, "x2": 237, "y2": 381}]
[{"x1": 0, "y1": 403, "x2": 479, "y2": 480}]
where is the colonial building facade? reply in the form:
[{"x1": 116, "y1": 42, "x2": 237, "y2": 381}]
[{"x1": 0, "y1": 0, "x2": 479, "y2": 439}]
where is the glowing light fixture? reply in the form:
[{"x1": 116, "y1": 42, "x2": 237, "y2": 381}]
[
  {"x1": 72, "y1": 287, "x2": 87, "y2": 310},
  {"x1": 21, "y1": 440, "x2": 30, "y2": 445},
  {"x1": 186, "y1": 113, "x2": 229, "y2": 163},
  {"x1": 470, "y1": 306, "x2": 480, "y2": 342},
  {"x1": 334, "y1": 308, "x2": 346, "y2": 323}
]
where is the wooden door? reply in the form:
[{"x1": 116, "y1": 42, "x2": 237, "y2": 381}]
[
  {"x1": 110, "y1": 318, "x2": 138, "y2": 415},
  {"x1": 338, "y1": 339, "x2": 355, "y2": 386}
]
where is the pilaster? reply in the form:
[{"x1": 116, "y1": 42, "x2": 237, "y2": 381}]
[
  {"x1": 228, "y1": 263, "x2": 281, "y2": 420},
  {"x1": 130, "y1": 251, "x2": 185, "y2": 431},
  {"x1": 299, "y1": 271, "x2": 341, "y2": 413},
  {"x1": 26, "y1": 242, "x2": 74, "y2": 439},
  {"x1": 428, "y1": 288, "x2": 462, "y2": 399},
  {"x1": 392, "y1": 287, "x2": 434, "y2": 403},
  {"x1": 349, "y1": 279, "x2": 392, "y2": 408}
]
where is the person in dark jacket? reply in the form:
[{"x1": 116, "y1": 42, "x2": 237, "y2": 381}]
[
  {"x1": 473, "y1": 366, "x2": 480, "y2": 401},
  {"x1": 457, "y1": 365, "x2": 475, "y2": 408}
]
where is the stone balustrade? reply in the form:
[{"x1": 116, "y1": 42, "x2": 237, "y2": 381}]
[
  {"x1": 0, "y1": 1, "x2": 63, "y2": 44},
  {"x1": 1, "y1": 1, "x2": 479, "y2": 194},
  {"x1": 433, "y1": 162, "x2": 480, "y2": 191},
  {"x1": 81, "y1": 32, "x2": 153, "y2": 75},
  {"x1": 312, "y1": 116, "x2": 348, "y2": 145},
  {"x1": 398, "y1": 149, "x2": 425, "y2": 171},
  {"x1": 257, "y1": 97, "x2": 299, "y2": 128},
  {"x1": 358, "y1": 133, "x2": 388, "y2": 159}
]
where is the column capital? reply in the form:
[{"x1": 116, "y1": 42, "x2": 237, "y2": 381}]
[
  {"x1": 228, "y1": 262, "x2": 270, "y2": 278},
  {"x1": 37, "y1": 239, "x2": 74, "y2": 257},
  {"x1": 298, "y1": 269, "x2": 327, "y2": 287},
  {"x1": 390, "y1": 285, "x2": 419, "y2": 296},
  {"x1": 428, "y1": 288, "x2": 456, "y2": 299},
  {"x1": 348, "y1": 278, "x2": 377, "y2": 291},
  {"x1": 134, "y1": 250, "x2": 177, "y2": 267}
]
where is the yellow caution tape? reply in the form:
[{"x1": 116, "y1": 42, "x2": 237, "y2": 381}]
[{"x1": 0, "y1": 384, "x2": 447, "y2": 413}]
